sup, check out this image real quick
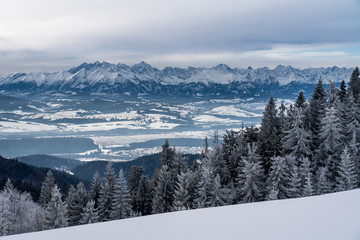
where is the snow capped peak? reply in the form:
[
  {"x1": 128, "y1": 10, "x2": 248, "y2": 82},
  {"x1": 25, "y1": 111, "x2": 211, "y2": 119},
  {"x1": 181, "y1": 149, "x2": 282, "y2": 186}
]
[
  {"x1": 0, "y1": 62, "x2": 355, "y2": 93},
  {"x1": 213, "y1": 64, "x2": 232, "y2": 72}
]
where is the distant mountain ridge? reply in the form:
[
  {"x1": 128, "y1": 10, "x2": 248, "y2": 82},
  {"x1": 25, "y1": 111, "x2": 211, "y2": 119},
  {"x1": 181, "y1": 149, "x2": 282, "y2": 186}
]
[{"x1": 0, "y1": 62, "x2": 353, "y2": 98}]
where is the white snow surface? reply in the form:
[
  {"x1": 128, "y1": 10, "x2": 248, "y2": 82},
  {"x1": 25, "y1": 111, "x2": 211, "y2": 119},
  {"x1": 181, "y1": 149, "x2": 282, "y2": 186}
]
[{"x1": 4, "y1": 189, "x2": 360, "y2": 240}]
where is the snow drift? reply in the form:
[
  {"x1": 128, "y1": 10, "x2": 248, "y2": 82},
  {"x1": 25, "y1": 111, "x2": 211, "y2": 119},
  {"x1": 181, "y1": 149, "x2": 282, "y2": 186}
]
[{"x1": 3, "y1": 189, "x2": 360, "y2": 240}]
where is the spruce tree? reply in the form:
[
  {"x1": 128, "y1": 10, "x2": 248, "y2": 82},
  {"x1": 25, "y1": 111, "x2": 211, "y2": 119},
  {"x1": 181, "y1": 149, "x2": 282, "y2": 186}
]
[
  {"x1": 336, "y1": 147, "x2": 358, "y2": 191},
  {"x1": 295, "y1": 90, "x2": 306, "y2": 109},
  {"x1": 299, "y1": 157, "x2": 314, "y2": 197},
  {"x1": 287, "y1": 156, "x2": 302, "y2": 198},
  {"x1": 207, "y1": 174, "x2": 228, "y2": 207},
  {"x1": 98, "y1": 162, "x2": 116, "y2": 221},
  {"x1": 109, "y1": 169, "x2": 131, "y2": 220},
  {"x1": 79, "y1": 200, "x2": 98, "y2": 225},
  {"x1": 194, "y1": 165, "x2": 213, "y2": 208},
  {"x1": 173, "y1": 170, "x2": 192, "y2": 211},
  {"x1": 258, "y1": 96, "x2": 281, "y2": 174},
  {"x1": 266, "y1": 156, "x2": 289, "y2": 199},
  {"x1": 283, "y1": 107, "x2": 312, "y2": 161},
  {"x1": 67, "y1": 182, "x2": 88, "y2": 226},
  {"x1": 39, "y1": 170, "x2": 55, "y2": 207},
  {"x1": 90, "y1": 171, "x2": 101, "y2": 208},
  {"x1": 128, "y1": 166, "x2": 144, "y2": 213},
  {"x1": 135, "y1": 176, "x2": 152, "y2": 215},
  {"x1": 309, "y1": 77, "x2": 326, "y2": 152},
  {"x1": 238, "y1": 144, "x2": 264, "y2": 202},
  {"x1": 349, "y1": 67, "x2": 360, "y2": 103},
  {"x1": 152, "y1": 165, "x2": 173, "y2": 214},
  {"x1": 316, "y1": 166, "x2": 331, "y2": 195},
  {"x1": 44, "y1": 185, "x2": 68, "y2": 229},
  {"x1": 338, "y1": 80, "x2": 347, "y2": 103}
]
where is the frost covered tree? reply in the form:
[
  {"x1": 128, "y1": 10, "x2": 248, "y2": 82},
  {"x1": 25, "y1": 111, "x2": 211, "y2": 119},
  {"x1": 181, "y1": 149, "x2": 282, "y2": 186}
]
[
  {"x1": 207, "y1": 142, "x2": 229, "y2": 186},
  {"x1": 316, "y1": 166, "x2": 331, "y2": 195},
  {"x1": 173, "y1": 170, "x2": 192, "y2": 211},
  {"x1": 109, "y1": 169, "x2": 131, "y2": 220},
  {"x1": 152, "y1": 165, "x2": 173, "y2": 214},
  {"x1": 288, "y1": 163, "x2": 302, "y2": 198},
  {"x1": 266, "y1": 156, "x2": 289, "y2": 200},
  {"x1": 98, "y1": 162, "x2": 116, "y2": 221},
  {"x1": 128, "y1": 166, "x2": 145, "y2": 213},
  {"x1": 207, "y1": 174, "x2": 228, "y2": 207},
  {"x1": 238, "y1": 144, "x2": 264, "y2": 202},
  {"x1": 90, "y1": 171, "x2": 101, "y2": 208},
  {"x1": 194, "y1": 165, "x2": 214, "y2": 208},
  {"x1": 67, "y1": 182, "x2": 88, "y2": 226},
  {"x1": 299, "y1": 157, "x2": 314, "y2": 197},
  {"x1": 258, "y1": 96, "x2": 281, "y2": 174},
  {"x1": 0, "y1": 179, "x2": 45, "y2": 236},
  {"x1": 44, "y1": 185, "x2": 68, "y2": 230},
  {"x1": 336, "y1": 147, "x2": 358, "y2": 191},
  {"x1": 318, "y1": 101, "x2": 344, "y2": 178},
  {"x1": 349, "y1": 67, "x2": 360, "y2": 102},
  {"x1": 309, "y1": 78, "x2": 326, "y2": 152},
  {"x1": 39, "y1": 170, "x2": 55, "y2": 207},
  {"x1": 79, "y1": 200, "x2": 98, "y2": 225},
  {"x1": 135, "y1": 175, "x2": 152, "y2": 216},
  {"x1": 283, "y1": 107, "x2": 312, "y2": 161}
]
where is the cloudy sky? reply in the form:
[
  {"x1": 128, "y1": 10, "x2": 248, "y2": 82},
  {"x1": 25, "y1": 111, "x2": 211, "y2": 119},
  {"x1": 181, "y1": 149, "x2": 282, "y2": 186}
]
[{"x1": 0, "y1": 0, "x2": 359, "y2": 73}]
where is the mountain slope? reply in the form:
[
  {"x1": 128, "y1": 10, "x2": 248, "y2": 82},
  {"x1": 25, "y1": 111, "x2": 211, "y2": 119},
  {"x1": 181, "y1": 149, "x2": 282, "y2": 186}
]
[
  {"x1": 4, "y1": 189, "x2": 360, "y2": 240},
  {"x1": 0, "y1": 156, "x2": 86, "y2": 201},
  {"x1": 72, "y1": 153, "x2": 199, "y2": 181},
  {"x1": 0, "y1": 62, "x2": 353, "y2": 98},
  {"x1": 17, "y1": 154, "x2": 83, "y2": 172}
]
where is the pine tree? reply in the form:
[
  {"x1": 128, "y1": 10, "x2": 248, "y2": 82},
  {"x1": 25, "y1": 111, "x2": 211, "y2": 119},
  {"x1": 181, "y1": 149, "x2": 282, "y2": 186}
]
[
  {"x1": 349, "y1": 67, "x2": 360, "y2": 103},
  {"x1": 338, "y1": 80, "x2": 347, "y2": 103},
  {"x1": 39, "y1": 170, "x2": 55, "y2": 207},
  {"x1": 194, "y1": 165, "x2": 213, "y2": 208},
  {"x1": 287, "y1": 156, "x2": 302, "y2": 198},
  {"x1": 159, "y1": 139, "x2": 175, "y2": 168},
  {"x1": 173, "y1": 170, "x2": 192, "y2": 211},
  {"x1": 79, "y1": 200, "x2": 98, "y2": 225},
  {"x1": 135, "y1": 176, "x2": 152, "y2": 216},
  {"x1": 208, "y1": 142, "x2": 229, "y2": 186},
  {"x1": 152, "y1": 165, "x2": 173, "y2": 214},
  {"x1": 309, "y1": 77, "x2": 327, "y2": 152},
  {"x1": 90, "y1": 171, "x2": 101, "y2": 208},
  {"x1": 238, "y1": 144, "x2": 264, "y2": 202},
  {"x1": 258, "y1": 96, "x2": 281, "y2": 175},
  {"x1": 0, "y1": 179, "x2": 45, "y2": 235},
  {"x1": 67, "y1": 182, "x2": 88, "y2": 226},
  {"x1": 336, "y1": 147, "x2": 358, "y2": 191},
  {"x1": 44, "y1": 185, "x2": 68, "y2": 230},
  {"x1": 109, "y1": 169, "x2": 131, "y2": 220},
  {"x1": 295, "y1": 90, "x2": 307, "y2": 109},
  {"x1": 98, "y1": 162, "x2": 116, "y2": 221},
  {"x1": 299, "y1": 157, "x2": 314, "y2": 197},
  {"x1": 128, "y1": 166, "x2": 145, "y2": 213},
  {"x1": 207, "y1": 174, "x2": 228, "y2": 207},
  {"x1": 316, "y1": 166, "x2": 331, "y2": 195},
  {"x1": 283, "y1": 107, "x2": 312, "y2": 161},
  {"x1": 266, "y1": 156, "x2": 289, "y2": 200},
  {"x1": 318, "y1": 103, "x2": 344, "y2": 177}
]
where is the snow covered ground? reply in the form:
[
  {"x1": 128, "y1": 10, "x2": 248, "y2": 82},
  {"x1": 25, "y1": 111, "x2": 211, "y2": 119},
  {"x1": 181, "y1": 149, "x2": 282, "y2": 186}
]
[{"x1": 4, "y1": 189, "x2": 360, "y2": 240}]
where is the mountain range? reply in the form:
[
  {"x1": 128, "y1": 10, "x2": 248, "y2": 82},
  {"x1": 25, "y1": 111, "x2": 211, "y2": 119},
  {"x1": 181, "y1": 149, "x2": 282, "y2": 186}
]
[{"x1": 0, "y1": 62, "x2": 354, "y2": 98}]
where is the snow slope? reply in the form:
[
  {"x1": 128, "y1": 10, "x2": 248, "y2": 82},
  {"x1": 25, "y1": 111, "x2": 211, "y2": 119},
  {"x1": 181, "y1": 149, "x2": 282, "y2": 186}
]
[{"x1": 4, "y1": 189, "x2": 360, "y2": 240}]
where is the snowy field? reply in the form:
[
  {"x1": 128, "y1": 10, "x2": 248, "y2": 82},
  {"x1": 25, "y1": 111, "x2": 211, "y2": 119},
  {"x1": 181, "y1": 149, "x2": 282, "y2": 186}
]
[{"x1": 4, "y1": 189, "x2": 360, "y2": 240}]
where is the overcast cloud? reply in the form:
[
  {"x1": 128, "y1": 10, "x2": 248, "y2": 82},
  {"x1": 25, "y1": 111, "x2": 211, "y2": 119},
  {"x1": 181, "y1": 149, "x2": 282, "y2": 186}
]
[{"x1": 0, "y1": 0, "x2": 359, "y2": 73}]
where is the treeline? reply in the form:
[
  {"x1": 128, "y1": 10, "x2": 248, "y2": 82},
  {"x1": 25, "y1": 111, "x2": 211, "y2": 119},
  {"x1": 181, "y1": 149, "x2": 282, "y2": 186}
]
[{"x1": 1, "y1": 67, "x2": 359, "y2": 236}]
